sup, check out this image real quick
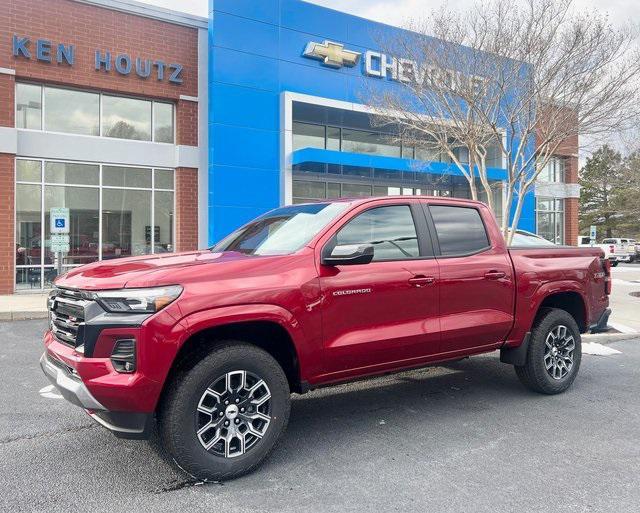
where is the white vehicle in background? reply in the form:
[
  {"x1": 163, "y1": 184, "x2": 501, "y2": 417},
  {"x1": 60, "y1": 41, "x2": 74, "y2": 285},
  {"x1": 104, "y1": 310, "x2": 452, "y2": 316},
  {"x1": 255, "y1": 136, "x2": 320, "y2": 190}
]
[{"x1": 577, "y1": 236, "x2": 635, "y2": 266}]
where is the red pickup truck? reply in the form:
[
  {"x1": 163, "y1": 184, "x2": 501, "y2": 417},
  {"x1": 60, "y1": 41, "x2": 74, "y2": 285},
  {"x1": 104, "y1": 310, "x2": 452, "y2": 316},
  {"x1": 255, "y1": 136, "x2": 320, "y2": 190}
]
[{"x1": 41, "y1": 197, "x2": 611, "y2": 480}]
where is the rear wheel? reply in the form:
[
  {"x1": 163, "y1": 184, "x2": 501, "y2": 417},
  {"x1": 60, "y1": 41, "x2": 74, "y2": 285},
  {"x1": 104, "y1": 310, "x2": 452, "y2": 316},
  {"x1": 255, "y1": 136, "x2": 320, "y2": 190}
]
[
  {"x1": 159, "y1": 342, "x2": 291, "y2": 481},
  {"x1": 515, "y1": 308, "x2": 582, "y2": 394}
]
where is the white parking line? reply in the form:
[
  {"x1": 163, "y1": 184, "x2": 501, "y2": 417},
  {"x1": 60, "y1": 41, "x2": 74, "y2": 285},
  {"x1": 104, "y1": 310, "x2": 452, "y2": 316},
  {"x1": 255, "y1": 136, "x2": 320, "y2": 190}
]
[
  {"x1": 608, "y1": 321, "x2": 639, "y2": 334},
  {"x1": 39, "y1": 384, "x2": 63, "y2": 400},
  {"x1": 582, "y1": 342, "x2": 622, "y2": 356}
]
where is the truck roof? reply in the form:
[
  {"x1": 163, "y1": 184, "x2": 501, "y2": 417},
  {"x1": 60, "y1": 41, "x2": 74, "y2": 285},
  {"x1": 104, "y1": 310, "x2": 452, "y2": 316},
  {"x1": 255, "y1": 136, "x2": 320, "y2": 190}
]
[{"x1": 299, "y1": 195, "x2": 488, "y2": 208}]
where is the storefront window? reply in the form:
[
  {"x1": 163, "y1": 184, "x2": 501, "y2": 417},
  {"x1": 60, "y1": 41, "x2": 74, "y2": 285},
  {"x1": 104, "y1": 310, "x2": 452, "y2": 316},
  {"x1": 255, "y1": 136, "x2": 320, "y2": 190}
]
[
  {"x1": 154, "y1": 191, "x2": 175, "y2": 252},
  {"x1": 155, "y1": 168, "x2": 174, "y2": 189},
  {"x1": 44, "y1": 87, "x2": 100, "y2": 136},
  {"x1": 45, "y1": 161, "x2": 99, "y2": 186},
  {"x1": 102, "y1": 95, "x2": 152, "y2": 141},
  {"x1": 14, "y1": 159, "x2": 175, "y2": 291},
  {"x1": 342, "y1": 129, "x2": 401, "y2": 157},
  {"x1": 16, "y1": 83, "x2": 42, "y2": 130},
  {"x1": 538, "y1": 157, "x2": 566, "y2": 183},
  {"x1": 44, "y1": 186, "x2": 100, "y2": 270},
  {"x1": 16, "y1": 159, "x2": 41, "y2": 182},
  {"x1": 103, "y1": 166, "x2": 152, "y2": 188},
  {"x1": 102, "y1": 189, "x2": 152, "y2": 258},
  {"x1": 293, "y1": 122, "x2": 325, "y2": 150},
  {"x1": 536, "y1": 197, "x2": 564, "y2": 244},
  {"x1": 15, "y1": 183, "x2": 42, "y2": 290},
  {"x1": 154, "y1": 102, "x2": 174, "y2": 143},
  {"x1": 16, "y1": 83, "x2": 175, "y2": 143}
]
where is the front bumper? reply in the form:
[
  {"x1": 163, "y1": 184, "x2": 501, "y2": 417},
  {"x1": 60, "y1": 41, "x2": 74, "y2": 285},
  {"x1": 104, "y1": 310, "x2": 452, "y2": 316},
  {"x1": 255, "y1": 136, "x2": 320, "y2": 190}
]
[
  {"x1": 40, "y1": 351, "x2": 154, "y2": 439},
  {"x1": 40, "y1": 352, "x2": 105, "y2": 410}
]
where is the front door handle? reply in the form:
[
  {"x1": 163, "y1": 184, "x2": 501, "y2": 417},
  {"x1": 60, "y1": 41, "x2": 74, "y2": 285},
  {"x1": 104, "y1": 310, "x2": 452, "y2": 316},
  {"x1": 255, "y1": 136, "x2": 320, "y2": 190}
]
[
  {"x1": 484, "y1": 270, "x2": 506, "y2": 280},
  {"x1": 408, "y1": 275, "x2": 436, "y2": 287}
]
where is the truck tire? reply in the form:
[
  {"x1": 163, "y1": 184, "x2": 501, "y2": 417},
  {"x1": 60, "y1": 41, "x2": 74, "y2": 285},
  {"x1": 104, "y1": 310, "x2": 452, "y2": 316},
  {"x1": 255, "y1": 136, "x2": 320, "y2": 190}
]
[
  {"x1": 610, "y1": 261, "x2": 619, "y2": 267},
  {"x1": 514, "y1": 308, "x2": 582, "y2": 394},
  {"x1": 158, "y1": 341, "x2": 291, "y2": 481}
]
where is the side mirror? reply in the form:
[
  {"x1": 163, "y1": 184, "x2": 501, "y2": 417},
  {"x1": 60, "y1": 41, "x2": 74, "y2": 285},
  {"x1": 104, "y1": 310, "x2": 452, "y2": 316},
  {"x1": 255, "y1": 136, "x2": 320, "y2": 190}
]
[{"x1": 322, "y1": 244, "x2": 374, "y2": 266}]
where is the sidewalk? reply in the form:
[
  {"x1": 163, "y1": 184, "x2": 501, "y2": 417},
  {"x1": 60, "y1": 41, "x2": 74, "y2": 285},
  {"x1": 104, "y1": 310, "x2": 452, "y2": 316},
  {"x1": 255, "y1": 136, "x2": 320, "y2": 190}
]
[{"x1": 0, "y1": 294, "x2": 48, "y2": 321}]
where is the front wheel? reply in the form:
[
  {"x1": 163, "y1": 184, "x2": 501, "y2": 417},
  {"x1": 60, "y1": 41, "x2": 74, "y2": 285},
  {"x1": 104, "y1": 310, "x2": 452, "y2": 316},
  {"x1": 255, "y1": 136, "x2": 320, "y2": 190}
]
[
  {"x1": 515, "y1": 308, "x2": 582, "y2": 394},
  {"x1": 158, "y1": 342, "x2": 291, "y2": 481}
]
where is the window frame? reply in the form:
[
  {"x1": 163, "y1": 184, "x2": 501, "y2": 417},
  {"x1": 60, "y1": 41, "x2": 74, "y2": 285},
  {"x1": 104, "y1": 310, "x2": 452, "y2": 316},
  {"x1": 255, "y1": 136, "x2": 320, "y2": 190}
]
[
  {"x1": 423, "y1": 202, "x2": 492, "y2": 258},
  {"x1": 535, "y1": 197, "x2": 565, "y2": 245},
  {"x1": 14, "y1": 157, "x2": 176, "y2": 291},
  {"x1": 321, "y1": 202, "x2": 434, "y2": 263},
  {"x1": 15, "y1": 82, "x2": 176, "y2": 144}
]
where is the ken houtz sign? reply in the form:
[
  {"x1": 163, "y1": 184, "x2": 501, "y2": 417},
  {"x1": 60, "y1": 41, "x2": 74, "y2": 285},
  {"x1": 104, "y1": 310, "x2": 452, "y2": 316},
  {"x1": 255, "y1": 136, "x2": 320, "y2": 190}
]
[
  {"x1": 303, "y1": 39, "x2": 486, "y2": 92},
  {"x1": 12, "y1": 35, "x2": 183, "y2": 84}
]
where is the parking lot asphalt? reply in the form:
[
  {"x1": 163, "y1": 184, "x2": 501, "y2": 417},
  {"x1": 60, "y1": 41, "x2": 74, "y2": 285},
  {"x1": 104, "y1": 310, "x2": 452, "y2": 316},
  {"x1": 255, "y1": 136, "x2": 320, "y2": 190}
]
[{"x1": 2, "y1": 319, "x2": 639, "y2": 513}]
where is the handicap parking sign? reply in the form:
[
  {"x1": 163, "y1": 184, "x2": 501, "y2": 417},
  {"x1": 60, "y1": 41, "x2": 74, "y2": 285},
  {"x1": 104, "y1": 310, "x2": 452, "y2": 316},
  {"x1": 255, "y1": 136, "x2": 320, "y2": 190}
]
[{"x1": 50, "y1": 208, "x2": 70, "y2": 234}]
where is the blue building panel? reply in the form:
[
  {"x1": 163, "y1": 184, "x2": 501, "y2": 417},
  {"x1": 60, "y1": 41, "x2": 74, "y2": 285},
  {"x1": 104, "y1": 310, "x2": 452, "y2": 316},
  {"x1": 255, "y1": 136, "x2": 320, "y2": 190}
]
[
  {"x1": 211, "y1": 46, "x2": 280, "y2": 92},
  {"x1": 212, "y1": 0, "x2": 281, "y2": 26},
  {"x1": 209, "y1": 0, "x2": 539, "y2": 245},
  {"x1": 210, "y1": 84, "x2": 279, "y2": 131},
  {"x1": 212, "y1": 12, "x2": 280, "y2": 58}
]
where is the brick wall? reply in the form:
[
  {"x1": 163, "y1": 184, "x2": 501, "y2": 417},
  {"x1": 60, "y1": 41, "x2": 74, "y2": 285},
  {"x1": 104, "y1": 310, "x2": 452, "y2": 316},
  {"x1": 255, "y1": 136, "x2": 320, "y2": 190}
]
[
  {"x1": 177, "y1": 99, "x2": 198, "y2": 146},
  {"x1": 0, "y1": 154, "x2": 15, "y2": 295},
  {"x1": 0, "y1": 0, "x2": 202, "y2": 292},
  {"x1": 1, "y1": 0, "x2": 199, "y2": 100},
  {"x1": 564, "y1": 156, "x2": 580, "y2": 246},
  {"x1": 175, "y1": 167, "x2": 199, "y2": 252},
  {"x1": 0, "y1": 73, "x2": 14, "y2": 127}
]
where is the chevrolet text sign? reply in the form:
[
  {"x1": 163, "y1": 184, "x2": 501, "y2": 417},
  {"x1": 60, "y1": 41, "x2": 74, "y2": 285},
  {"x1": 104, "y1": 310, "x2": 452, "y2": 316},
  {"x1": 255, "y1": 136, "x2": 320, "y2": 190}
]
[{"x1": 302, "y1": 39, "x2": 486, "y2": 93}]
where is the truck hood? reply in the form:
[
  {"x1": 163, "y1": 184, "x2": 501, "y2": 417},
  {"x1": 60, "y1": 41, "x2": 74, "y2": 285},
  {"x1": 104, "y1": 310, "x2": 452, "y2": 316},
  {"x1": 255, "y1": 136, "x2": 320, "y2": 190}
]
[{"x1": 55, "y1": 250, "x2": 272, "y2": 290}]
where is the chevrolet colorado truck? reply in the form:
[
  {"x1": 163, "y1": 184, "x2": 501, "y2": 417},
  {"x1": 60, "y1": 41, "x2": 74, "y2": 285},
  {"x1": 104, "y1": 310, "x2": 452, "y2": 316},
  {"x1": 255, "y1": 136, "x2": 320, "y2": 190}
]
[{"x1": 41, "y1": 196, "x2": 612, "y2": 480}]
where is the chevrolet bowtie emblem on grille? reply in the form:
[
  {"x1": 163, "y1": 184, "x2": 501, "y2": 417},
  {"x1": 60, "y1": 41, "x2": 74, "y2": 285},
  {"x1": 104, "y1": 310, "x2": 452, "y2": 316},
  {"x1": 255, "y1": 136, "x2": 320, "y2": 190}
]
[{"x1": 303, "y1": 40, "x2": 361, "y2": 69}]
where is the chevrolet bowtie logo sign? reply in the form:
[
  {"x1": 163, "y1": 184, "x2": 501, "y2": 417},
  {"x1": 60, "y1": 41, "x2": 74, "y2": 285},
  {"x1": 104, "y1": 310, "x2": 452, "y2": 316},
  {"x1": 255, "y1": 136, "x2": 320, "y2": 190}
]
[{"x1": 303, "y1": 40, "x2": 361, "y2": 69}]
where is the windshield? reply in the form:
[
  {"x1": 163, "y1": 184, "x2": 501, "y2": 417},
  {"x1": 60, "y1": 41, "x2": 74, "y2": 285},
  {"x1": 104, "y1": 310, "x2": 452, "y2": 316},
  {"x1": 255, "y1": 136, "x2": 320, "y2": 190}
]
[
  {"x1": 510, "y1": 231, "x2": 556, "y2": 246},
  {"x1": 211, "y1": 202, "x2": 351, "y2": 256}
]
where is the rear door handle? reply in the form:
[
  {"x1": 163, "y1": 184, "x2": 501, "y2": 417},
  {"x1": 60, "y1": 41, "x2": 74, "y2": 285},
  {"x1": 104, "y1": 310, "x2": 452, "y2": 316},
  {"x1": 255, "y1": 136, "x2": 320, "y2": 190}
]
[
  {"x1": 408, "y1": 275, "x2": 436, "y2": 287},
  {"x1": 484, "y1": 270, "x2": 506, "y2": 280}
]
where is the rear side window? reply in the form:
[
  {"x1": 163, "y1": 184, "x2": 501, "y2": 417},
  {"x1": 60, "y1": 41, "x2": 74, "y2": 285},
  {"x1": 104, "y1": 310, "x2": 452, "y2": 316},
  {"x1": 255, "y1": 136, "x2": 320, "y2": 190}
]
[
  {"x1": 336, "y1": 205, "x2": 419, "y2": 261},
  {"x1": 430, "y1": 205, "x2": 490, "y2": 256}
]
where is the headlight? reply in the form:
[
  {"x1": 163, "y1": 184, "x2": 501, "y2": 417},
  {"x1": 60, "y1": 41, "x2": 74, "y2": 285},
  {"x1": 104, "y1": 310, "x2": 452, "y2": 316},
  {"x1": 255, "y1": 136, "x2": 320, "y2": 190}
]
[{"x1": 91, "y1": 285, "x2": 183, "y2": 314}]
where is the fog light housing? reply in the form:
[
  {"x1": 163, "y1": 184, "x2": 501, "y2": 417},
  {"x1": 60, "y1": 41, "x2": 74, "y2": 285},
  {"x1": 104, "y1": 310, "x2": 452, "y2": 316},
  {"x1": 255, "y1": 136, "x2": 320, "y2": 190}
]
[{"x1": 111, "y1": 339, "x2": 136, "y2": 373}]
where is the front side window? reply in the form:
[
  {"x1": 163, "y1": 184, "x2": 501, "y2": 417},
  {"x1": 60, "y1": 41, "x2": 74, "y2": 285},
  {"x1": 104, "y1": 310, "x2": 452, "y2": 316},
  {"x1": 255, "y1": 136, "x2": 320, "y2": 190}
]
[
  {"x1": 430, "y1": 205, "x2": 490, "y2": 256},
  {"x1": 44, "y1": 87, "x2": 99, "y2": 135},
  {"x1": 213, "y1": 203, "x2": 350, "y2": 256},
  {"x1": 336, "y1": 205, "x2": 419, "y2": 261},
  {"x1": 102, "y1": 95, "x2": 152, "y2": 141}
]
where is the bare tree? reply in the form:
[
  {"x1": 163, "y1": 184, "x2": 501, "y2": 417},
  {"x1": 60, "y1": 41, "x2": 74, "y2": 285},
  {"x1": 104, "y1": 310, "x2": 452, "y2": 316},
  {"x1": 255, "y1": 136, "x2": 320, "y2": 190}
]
[{"x1": 365, "y1": 0, "x2": 640, "y2": 243}]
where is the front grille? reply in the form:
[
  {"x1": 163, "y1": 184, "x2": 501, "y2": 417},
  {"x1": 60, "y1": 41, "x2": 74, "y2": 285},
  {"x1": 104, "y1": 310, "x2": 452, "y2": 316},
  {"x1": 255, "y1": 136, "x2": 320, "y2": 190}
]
[{"x1": 49, "y1": 288, "x2": 90, "y2": 348}]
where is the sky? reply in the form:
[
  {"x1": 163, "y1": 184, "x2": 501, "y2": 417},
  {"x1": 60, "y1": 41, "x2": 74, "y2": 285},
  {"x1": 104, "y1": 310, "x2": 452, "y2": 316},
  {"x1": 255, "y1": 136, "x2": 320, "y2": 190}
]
[{"x1": 138, "y1": 0, "x2": 639, "y2": 27}]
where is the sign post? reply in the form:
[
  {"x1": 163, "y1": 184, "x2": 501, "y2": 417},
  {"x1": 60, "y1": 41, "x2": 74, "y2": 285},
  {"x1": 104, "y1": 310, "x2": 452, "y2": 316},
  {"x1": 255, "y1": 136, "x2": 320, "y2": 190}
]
[
  {"x1": 590, "y1": 225, "x2": 597, "y2": 247},
  {"x1": 50, "y1": 208, "x2": 70, "y2": 277}
]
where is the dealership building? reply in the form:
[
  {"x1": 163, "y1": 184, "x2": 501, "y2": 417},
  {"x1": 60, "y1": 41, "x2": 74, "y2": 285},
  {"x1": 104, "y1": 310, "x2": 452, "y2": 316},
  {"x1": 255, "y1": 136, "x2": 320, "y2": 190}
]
[{"x1": 0, "y1": 0, "x2": 579, "y2": 294}]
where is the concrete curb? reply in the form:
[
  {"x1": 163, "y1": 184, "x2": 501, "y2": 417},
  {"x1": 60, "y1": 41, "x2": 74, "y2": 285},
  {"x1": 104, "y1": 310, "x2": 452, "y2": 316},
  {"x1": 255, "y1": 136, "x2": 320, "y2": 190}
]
[
  {"x1": 0, "y1": 311, "x2": 48, "y2": 322},
  {"x1": 582, "y1": 332, "x2": 639, "y2": 345}
]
